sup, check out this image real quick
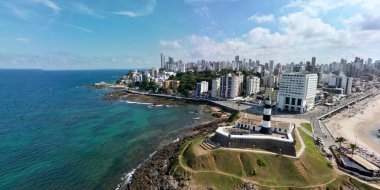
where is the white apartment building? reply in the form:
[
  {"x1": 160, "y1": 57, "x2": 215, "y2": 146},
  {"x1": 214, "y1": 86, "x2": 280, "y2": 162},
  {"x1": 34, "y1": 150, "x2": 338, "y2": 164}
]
[
  {"x1": 246, "y1": 76, "x2": 260, "y2": 96},
  {"x1": 262, "y1": 75, "x2": 278, "y2": 88},
  {"x1": 220, "y1": 74, "x2": 243, "y2": 99},
  {"x1": 277, "y1": 73, "x2": 318, "y2": 113},
  {"x1": 211, "y1": 78, "x2": 221, "y2": 98},
  {"x1": 195, "y1": 81, "x2": 209, "y2": 96},
  {"x1": 328, "y1": 73, "x2": 353, "y2": 95}
]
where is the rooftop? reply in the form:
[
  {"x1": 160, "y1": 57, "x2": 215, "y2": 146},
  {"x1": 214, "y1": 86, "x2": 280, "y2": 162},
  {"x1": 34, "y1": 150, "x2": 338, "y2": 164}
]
[
  {"x1": 237, "y1": 117, "x2": 292, "y2": 131},
  {"x1": 350, "y1": 155, "x2": 379, "y2": 171},
  {"x1": 223, "y1": 127, "x2": 288, "y2": 139}
]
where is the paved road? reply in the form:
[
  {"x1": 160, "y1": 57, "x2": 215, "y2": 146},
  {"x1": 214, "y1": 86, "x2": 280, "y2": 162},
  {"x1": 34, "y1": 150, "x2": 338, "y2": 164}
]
[{"x1": 308, "y1": 89, "x2": 379, "y2": 154}]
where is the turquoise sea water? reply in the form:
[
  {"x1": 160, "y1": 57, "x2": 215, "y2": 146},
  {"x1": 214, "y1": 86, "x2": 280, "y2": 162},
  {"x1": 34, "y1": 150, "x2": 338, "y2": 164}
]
[{"x1": 0, "y1": 70, "x2": 213, "y2": 190}]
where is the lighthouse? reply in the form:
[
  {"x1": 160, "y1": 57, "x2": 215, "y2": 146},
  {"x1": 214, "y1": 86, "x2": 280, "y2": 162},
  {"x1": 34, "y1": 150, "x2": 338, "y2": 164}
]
[{"x1": 260, "y1": 97, "x2": 272, "y2": 134}]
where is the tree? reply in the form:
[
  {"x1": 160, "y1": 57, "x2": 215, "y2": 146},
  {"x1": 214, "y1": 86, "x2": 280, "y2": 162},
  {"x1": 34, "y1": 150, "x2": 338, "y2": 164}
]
[
  {"x1": 168, "y1": 75, "x2": 176, "y2": 80},
  {"x1": 127, "y1": 83, "x2": 135, "y2": 88},
  {"x1": 335, "y1": 137, "x2": 346, "y2": 148},
  {"x1": 349, "y1": 143, "x2": 357, "y2": 156},
  {"x1": 140, "y1": 80, "x2": 148, "y2": 90}
]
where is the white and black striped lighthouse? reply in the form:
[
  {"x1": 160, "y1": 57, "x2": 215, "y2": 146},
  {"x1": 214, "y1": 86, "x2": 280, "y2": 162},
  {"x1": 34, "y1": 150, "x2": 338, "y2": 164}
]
[{"x1": 260, "y1": 97, "x2": 272, "y2": 134}]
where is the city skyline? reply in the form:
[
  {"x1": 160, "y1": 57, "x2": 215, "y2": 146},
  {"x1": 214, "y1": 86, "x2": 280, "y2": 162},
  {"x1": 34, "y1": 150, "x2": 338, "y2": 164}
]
[{"x1": 0, "y1": 0, "x2": 380, "y2": 69}]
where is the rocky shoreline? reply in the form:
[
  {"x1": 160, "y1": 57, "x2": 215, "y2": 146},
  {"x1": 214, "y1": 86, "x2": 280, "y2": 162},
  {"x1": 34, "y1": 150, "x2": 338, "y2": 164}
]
[
  {"x1": 100, "y1": 89, "x2": 231, "y2": 189},
  {"x1": 125, "y1": 117, "x2": 228, "y2": 190}
]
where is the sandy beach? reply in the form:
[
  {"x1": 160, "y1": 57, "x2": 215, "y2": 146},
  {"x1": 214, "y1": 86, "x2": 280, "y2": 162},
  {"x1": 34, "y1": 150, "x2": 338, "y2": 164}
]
[{"x1": 325, "y1": 94, "x2": 380, "y2": 158}]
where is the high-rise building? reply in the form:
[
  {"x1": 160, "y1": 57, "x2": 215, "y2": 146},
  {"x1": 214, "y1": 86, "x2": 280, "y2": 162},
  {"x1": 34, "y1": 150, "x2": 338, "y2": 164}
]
[
  {"x1": 151, "y1": 67, "x2": 159, "y2": 78},
  {"x1": 368, "y1": 58, "x2": 373, "y2": 65},
  {"x1": 211, "y1": 78, "x2": 221, "y2": 98},
  {"x1": 311, "y1": 57, "x2": 316, "y2": 72},
  {"x1": 235, "y1": 55, "x2": 240, "y2": 64},
  {"x1": 246, "y1": 76, "x2": 260, "y2": 96},
  {"x1": 180, "y1": 63, "x2": 186, "y2": 73},
  {"x1": 195, "y1": 81, "x2": 209, "y2": 97},
  {"x1": 262, "y1": 76, "x2": 278, "y2": 88},
  {"x1": 220, "y1": 74, "x2": 243, "y2": 99},
  {"x1": 168, "y1": 57, "x2": 174, "y2": 65},
  {"x1": 235, "y1": 55, "x2": 239, "y2": 63},
  {"x1": 160, "y1": 53, "x2": 165, "y2": 69},
  {"x1": 328, "y1": 73, "x2": 353, "y2": 94},
  {"x1": 277, "y1": 73, "x2": 318, "y2": 113},
  {"x1": 269, "y1": 60, "x2": 274, "y2": 75},
  {"x1": 312, "y1": 57, "x2": 316, "y2": 66}
]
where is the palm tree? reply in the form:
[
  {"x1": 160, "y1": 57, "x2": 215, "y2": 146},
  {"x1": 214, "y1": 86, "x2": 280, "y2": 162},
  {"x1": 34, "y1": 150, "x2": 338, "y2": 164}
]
[
  {"x1": 349, "y1": 143, "x2": 357, "y2": 156},
  {"x1": 335, "y1": 137, "x2": 346, "y2": 148}
]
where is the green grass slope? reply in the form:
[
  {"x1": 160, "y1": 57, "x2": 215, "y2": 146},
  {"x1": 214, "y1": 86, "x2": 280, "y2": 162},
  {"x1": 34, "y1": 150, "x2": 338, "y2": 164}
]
[{"x1": 173, "y1": 127, "x2": 375, "y2": 189}]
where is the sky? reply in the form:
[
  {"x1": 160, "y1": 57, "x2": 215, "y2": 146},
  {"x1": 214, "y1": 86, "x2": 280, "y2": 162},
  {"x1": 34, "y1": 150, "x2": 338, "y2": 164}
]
[{"x1": 0, "y1": 0, "x2": 379, "y2": 70}]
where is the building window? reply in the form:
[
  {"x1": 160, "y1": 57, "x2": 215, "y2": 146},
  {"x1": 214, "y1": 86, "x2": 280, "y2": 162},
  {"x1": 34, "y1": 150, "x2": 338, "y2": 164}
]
[
  {"x1": 297, "y1": 99, "x2": 302, "y2": 106},
  {"x1": 291, "y1": 98, "x2": 296, "y2": 105},
  {"x1": 285, "y1": 97, "x2": 290, "y2": 104}
]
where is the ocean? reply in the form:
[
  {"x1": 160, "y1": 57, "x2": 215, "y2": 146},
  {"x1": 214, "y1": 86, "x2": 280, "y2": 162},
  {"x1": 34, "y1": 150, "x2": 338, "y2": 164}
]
[{"x1": 0, "y1": 70, "x2": 213, "y2": 190}]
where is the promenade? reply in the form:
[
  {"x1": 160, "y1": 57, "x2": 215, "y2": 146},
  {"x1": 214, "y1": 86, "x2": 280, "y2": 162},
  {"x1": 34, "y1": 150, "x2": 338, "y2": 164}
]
[{"x1": 312, "y1": 89, "x2": 380, "y2": 153}]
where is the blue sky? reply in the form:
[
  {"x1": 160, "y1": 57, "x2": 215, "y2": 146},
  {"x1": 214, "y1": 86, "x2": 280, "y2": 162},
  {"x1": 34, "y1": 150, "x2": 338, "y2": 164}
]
[{"x1": 0, "y1": 0, "x2": 379, "y2": 69}]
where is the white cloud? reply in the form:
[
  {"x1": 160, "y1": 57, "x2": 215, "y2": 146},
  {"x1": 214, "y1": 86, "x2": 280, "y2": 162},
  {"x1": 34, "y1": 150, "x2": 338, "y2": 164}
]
[
  {"x1": 160, "y1": 10, "x2": 380, "y2": 64},
  {"x1": 2, "y1": 3, "x2": 33, "y2": 21},
  {"x1": 184, "y1": 0, "x2": 238, "y2": 4},
  {"x1": 194, "y1": 6, "x2": 216, "y2": 25},
  {"x1": 16, "y1": 38, "x2": 31, "y2": 43},
  {"x1": 29, "y1": 0, "x2": 60, "y2": 13},
  {"x1": 284, "y1": 0, "x2": 380, "y2": 17},
  {"x1": 61, "y1": 24, "x2": 93, "y2": 33},
  {"x1": 158, "y1": 0, "x2": 380, "y2": 63},
  {"x1": 344, "y1": 14, "x2": 380, "y2": 31},
  {"x1": 113, "y1": 0, "x2": 156, "y2": 17},
  {"x1": 160, "y1": 40, "x2": 182, "y2": 48},
  {"x1": 72, "y1": 3, "x2": 105, "y2": 19},
  {"x1": 1, "y1": 0, "x2": 60, "y2": 22},
  {"x1": 247, "y1": 14, "x2": 275, "y2": 23},
  {"x1": 39, "y1": 0, "x2": 60, "y2": 12}
]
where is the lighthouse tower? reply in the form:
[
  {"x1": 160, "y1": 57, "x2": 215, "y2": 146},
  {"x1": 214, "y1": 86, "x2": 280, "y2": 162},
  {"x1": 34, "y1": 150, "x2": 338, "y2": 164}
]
[{"x1": 260, "y1": 97, "x2": 272, "y2": 134}]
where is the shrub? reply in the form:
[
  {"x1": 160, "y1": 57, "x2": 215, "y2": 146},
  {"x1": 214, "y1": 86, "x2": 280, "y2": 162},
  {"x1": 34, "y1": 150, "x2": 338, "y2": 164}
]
[{"x1": 257, "y1": 158, "x2": 267, "y2": 167}]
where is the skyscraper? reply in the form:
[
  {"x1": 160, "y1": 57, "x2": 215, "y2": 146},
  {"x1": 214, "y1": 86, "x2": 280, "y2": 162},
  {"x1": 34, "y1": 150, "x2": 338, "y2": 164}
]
[
  {"x1": 269, "y1": 60, "x2": 274, "y2": 75},
  {"x1": 368, "y1": 58, "x2": 373, "y2": 65},
  {"x1": 311, "y1": 57, "x2": 316, "y2": 72},
  {"x1": 211, "y1": 78, "x2": 221, "y2": 98},
  {"x1": 220, "y1": 74, "x2": 243, "y2": 99},
  {"x1": 235, "y1": 55, "x2": 239, "y2": 63},
  {"x1": 246, "y1": 76, "x2": 260, "y2": 96},
  {"x1": 160, "y1": 53, "x2": 165, "y2": 69}
]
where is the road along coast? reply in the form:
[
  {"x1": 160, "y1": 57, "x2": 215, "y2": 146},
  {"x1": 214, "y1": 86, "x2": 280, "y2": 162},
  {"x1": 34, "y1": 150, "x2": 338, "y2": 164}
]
[{"x1": 325, "y1": 94, "x2": 380, "y2": 158}]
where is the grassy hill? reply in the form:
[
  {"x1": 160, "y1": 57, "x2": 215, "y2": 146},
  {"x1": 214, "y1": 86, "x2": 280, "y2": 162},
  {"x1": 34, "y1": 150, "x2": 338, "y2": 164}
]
[{"x1": 169, "y1": 127, "x2": 377, "y2": 190}]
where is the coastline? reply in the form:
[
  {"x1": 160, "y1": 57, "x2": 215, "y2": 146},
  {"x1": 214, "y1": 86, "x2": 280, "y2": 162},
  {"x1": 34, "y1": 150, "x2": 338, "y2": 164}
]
[
  {"x1": 122, "y1": 118, "x2": 228, "y2": 190},
  {"x1": 325, "y1": 94, "x2": 380, "y2": 158},
  {"x1": 103, "y1": 89, "x2": 232, "y2": 189}
]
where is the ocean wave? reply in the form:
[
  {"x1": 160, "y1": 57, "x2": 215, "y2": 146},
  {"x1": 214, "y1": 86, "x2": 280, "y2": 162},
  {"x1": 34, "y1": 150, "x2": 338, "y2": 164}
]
[
  {"x1": 115, "y1": 151, "x2": 157, "y2": 190},
  {"x1": 122, "y1": 100, "x2": 152, "y2": 105}
]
